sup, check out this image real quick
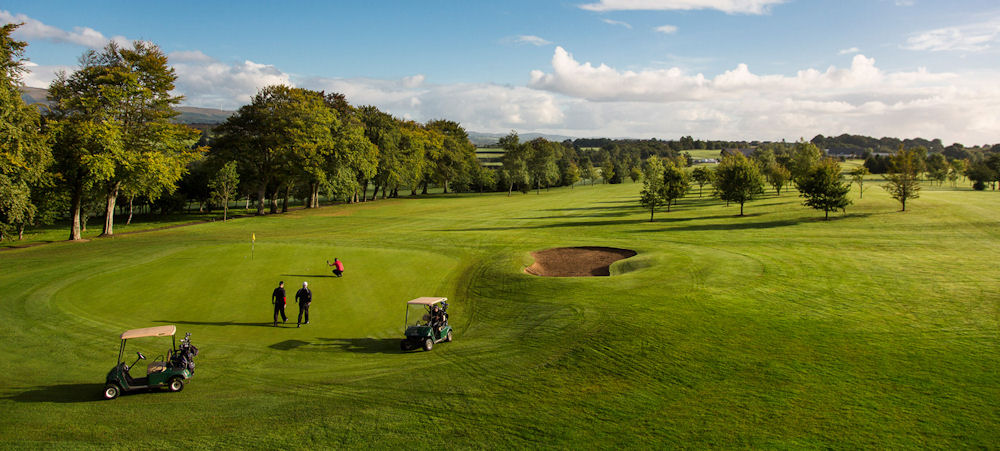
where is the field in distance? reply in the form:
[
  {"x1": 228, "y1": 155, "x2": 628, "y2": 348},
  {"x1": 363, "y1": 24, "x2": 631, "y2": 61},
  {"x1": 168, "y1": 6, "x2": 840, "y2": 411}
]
[{"x1": 0, "y1": 181, "x2": 997, "y2": 447}]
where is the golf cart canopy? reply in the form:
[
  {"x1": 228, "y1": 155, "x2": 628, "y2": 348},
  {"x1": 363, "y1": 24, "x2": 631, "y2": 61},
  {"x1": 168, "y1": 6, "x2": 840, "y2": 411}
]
[
  {"x1": 406, "y1": 297, "x2": 447, "y2": 306},
  {"x1": 120, "y1": 325, "x2": 176, "y2": 340}
]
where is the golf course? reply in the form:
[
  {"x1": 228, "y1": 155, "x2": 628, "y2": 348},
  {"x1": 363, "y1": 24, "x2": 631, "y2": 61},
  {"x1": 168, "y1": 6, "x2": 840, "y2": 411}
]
[{"x1": 1, "y1": 180, "x2": 998, "y2": 448}]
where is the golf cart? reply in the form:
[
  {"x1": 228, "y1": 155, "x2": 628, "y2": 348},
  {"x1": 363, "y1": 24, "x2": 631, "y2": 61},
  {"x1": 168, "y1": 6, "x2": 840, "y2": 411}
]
[
  {"x1": 103, "y1": 325, "x2": 198, "y2": 400},
  {"x1": 400, "y1": 297, "x2": 452, "y2": 351}
]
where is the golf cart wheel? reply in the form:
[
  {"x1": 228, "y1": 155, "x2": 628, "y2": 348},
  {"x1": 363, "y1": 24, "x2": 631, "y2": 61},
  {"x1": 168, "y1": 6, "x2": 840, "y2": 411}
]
[
  {"x1": 445, "y1": 331, "x2": 453, "y2": 342},
  {"x1": 103, "y1": 384, "x2": 120, "y2": 400},
  {"x1": 168, "y1": 376, "x2": 184, "y2": 393},
  {"x1": 422, "y1": 338, "x2": 433, "y2": 351}
]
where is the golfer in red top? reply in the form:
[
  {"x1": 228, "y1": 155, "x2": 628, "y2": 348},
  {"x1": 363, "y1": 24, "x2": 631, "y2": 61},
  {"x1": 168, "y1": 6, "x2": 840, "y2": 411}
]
[{"x1": 328, "y1": 258, "x2": 345, "y2": 277}]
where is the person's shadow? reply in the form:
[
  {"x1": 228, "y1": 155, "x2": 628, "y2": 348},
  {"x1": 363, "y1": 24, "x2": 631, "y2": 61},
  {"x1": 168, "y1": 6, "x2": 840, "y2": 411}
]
[{"x1": 268, "y1": 338, "x2": 401, "y2": 354}]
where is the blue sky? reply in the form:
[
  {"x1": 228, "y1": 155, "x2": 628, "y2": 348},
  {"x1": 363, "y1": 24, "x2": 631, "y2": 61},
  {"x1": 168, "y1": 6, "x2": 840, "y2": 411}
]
[{"x1": 4, "y1": 0, "x2": 1000, "y2": 143}]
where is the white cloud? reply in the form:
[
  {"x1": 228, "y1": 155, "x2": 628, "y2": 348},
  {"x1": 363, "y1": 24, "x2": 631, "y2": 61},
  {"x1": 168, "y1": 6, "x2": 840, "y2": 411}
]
[
  {"x1": 578, "y1": 0, "x2": 788, "y2": 14},
  {"x1": 904, "y1": 18, "x2": 1000, "y2": 52},
  {"x1": 838, "y1": 47, "x2": 860, "y2": 55},
  {"x1": 0, "y1": 10, "x2": 128, "y2": 48},
  {"x1": 171, "y1": 57, "x2": 293, "y2": 109},
  {"x1": 519, "y1": 46, "x2": 999, "y2": 143},
  {"x1": 601, "y1": 18, "x2": 632, "y2": 29},
  {"x1": 655, "y1": 25, "x2": 678, "y2": 34},
  {"x1": 512, "y1": 35, "x2": 553, "y2": 46}
]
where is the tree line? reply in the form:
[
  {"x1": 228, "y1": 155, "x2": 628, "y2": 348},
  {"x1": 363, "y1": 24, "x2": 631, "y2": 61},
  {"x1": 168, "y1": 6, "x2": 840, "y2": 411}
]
[{"x1": 639, "y1": 140, "x2": 948, "y2": 221}]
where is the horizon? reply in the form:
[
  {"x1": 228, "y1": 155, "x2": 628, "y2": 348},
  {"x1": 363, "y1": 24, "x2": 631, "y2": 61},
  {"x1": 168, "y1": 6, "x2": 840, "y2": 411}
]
[{"x1": 4, "y1": 1, "x2": 1000, "y2": 144}]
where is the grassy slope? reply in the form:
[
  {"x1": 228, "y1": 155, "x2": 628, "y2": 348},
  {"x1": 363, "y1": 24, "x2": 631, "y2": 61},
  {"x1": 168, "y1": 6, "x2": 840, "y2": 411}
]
[{"x1": 0, "y1": 182, "x2": 997, "y2": 448}]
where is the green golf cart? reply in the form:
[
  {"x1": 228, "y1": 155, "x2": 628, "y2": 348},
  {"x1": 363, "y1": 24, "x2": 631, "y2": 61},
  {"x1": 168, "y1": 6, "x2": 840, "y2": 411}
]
[
  {"x1": 400, "y1": 297, "x2": 453, "y2": 351},
  {"x1": 102, "y1": 325, "x2": 199, "y2": 400}
]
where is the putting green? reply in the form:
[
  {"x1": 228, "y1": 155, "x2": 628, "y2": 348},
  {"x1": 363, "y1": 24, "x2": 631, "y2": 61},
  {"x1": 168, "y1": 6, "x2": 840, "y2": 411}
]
[{"x1": 1, "y1": 182, "x2": 998, "y2": 448}]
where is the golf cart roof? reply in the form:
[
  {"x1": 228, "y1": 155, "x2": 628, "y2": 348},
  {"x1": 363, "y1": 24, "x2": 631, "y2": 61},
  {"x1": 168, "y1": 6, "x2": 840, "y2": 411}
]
[
  {"x1": 406, "y1": 297, "x2": 448, "y2": 306},
  {"x1": 120, "y1": 325, "x2": 176, "y2": 340}
]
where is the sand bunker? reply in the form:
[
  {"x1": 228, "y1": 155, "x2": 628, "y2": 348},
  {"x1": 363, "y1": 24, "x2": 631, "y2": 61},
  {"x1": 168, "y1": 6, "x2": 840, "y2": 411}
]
[{"x1": 525, "y1": 246, "x2": 637, "y2": 277}]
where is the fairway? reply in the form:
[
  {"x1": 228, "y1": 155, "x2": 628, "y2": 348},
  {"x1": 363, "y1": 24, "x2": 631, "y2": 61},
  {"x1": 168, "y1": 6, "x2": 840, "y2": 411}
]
[{"x1": 1, "y1": 183, "x2": 998, "y2": 448}]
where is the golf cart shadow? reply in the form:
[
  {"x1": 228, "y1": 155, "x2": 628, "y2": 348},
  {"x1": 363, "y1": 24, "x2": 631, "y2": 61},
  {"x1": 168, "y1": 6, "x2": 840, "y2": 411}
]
[
  {"x1": 155, "y1": 320, "x2": 275, "y2": 328},
  {"x1": 6, "y1": 383, "x2": 107, "y2": 403},
  {"x1": 268, "y1": 338, "x2": 401, "y2": 354}
]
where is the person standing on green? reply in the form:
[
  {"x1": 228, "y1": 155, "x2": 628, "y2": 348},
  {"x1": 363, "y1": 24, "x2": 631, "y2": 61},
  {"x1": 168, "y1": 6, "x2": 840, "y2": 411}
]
[
  {"x1": 295, "y1": 281, "x2": 312, "y2": 327},
  {"x1": 271, "y1": 281, "x2": 287, "y2": 327}
]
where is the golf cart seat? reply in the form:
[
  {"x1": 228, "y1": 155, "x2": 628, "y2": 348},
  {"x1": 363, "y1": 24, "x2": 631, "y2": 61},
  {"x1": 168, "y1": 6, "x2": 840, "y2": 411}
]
[{"x1": 146, "y1": 361, "x2": 168, "y2": 375}]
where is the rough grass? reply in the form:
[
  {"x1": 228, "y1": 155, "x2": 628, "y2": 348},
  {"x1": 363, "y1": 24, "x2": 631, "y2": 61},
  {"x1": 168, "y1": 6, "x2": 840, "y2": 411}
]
[{"x1": 0, "y1": 181, "x2": 997, "y2": 448}]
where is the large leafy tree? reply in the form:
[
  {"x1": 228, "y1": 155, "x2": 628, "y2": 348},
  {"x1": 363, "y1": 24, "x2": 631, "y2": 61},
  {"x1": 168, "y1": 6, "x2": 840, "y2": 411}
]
[
  {"x1": 526, "y1": 138, "x2": 561, "y2": 194},
  {"x1": 49, "y1": 41, "x2": 200, "y2": 236},
  {"x1": 499, "y1": 132, "x2": 529, "y2": 196},
  {"x1": 789, "y1": 139, "x2": 822, "y2": 181},
  {"x1": 425, "y1": 120, "x2": 476, "y2": 194},
  {"x1": 0, "y1": 23, "x2": 52, "y2": 241},
  {"x1": 795, "y1": 157, "x2": 852, "y2": 220},
  {"x1": 639, "y1": 157, "x2": 666, "y2": 222},
  {"x1": 661, "y1": 160, "x2": 689, "y2": 212},
  {"x1": 713, "y1": 152, "x2": 765, "y2": 216},
  {"x1": 322, "y1": 93, "x2": 377, "y2": 204},
  {"x1": 884, "y1": 146, "x2": 923, "y2": 211}
]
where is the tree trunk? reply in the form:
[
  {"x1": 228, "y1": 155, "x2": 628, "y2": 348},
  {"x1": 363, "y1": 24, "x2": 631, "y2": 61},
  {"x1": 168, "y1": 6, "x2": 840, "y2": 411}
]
[
  {"x1": 508, "y1": 182, "x2": 514, "y2": 197},
  {"x1": 739, "y1": 202, "x2": 744, "y2": 216},
  {"x1": 825, "y1": 209, "x2": 829, "y2": 220},
  {"x1": 256, "y1": 186, "x2": 266, "y2": 215},
  {"x1": 282, "y1": 185, "x2": 290, "y2": 213},
  {"x1": 18, "y1": 222, "x2": 25, "y2": 240},
  {"x1": 101, "y1": 181, "x2": 120, "y2": 237},
  {"x1": 223, "y1": 195, "x2": 229, "y2": 221},
  {"x1": 69, "y1": 182, "x2": 83, "y2": 240},
  {"x1": 421, "y1": 181, "x2": 428, "y2": 195},
  {"x1": 649, "y1": 207, "x2": 654, "y2": 222},
  {"x1": 442, "y1": 180, "x2": 449, "y2": 194},
  {"x1": 361, "y1": 180, "x2": 369, "y2": 202},
  {"x1": 126, "y1": 196, "x2": 134, "y2": 225}
]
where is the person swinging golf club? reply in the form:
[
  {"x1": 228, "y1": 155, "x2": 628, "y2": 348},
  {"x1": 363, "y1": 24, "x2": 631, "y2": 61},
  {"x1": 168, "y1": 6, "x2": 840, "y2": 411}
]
[{"x1": 295, "y1": 281, "x2": 312, "y2": 327}]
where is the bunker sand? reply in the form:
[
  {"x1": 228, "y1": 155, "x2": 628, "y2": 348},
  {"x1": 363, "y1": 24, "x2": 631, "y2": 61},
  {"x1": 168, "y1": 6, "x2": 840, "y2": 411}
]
[{"x1": 525, "y1": 246, "x2": 637, "y2": 277}]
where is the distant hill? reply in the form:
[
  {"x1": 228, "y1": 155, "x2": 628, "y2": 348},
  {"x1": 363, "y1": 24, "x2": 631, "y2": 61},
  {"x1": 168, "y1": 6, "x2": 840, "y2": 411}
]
[
  {"x1": 467, "y1": 131, "x2": 576, "y2": 147},
  {"x1": 18, "y1": 86, "x2": 234, "y2": 125}
]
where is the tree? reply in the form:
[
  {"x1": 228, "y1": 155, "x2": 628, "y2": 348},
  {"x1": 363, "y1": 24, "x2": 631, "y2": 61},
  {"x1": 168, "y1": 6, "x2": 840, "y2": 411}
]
[
  {"x1": 883, "y1": 146, "x2": 922, "y2": 211},
  {"x1": 425, "y1": 120, "x2": 476, "y2": 194},
  {"x1": 601, "y1": 158, "x2": 615, "y2": 184},
  {"x1": 526, "y1": 138, "x2": 560, "y2": 194},
  {"x1": 562, "y1": 161, "x2": 581, "y2": 188},
  {"x1": 850, "y1": 166, "x2": 869, "y2": 199},
  {"x1": 629, "y1": 166, "x2": 642, "y2": 183},
  {"x1": 795, "y1": 158, "x2": 852, "y2": 220},
  {"x1": 690, "y1": 166, "x2": 712, "y2": 197},
  {"x1": 765, "y1": 162, "x2": 791, "y2": 196},
  {"x1": 925, "y1": 153, "x2": 949, "y2": 186},
  {"x1": 661, "y1": 161, "x2": 690, "y2": 212},
  {"x1": 580, "y1": 159, "x2": 596, "y2": 186},
  {"x1": 499, "y1": 132, "x2": 529, "y2": 196},
  {"x1": 0, "y1": 23, "x2": 52, "y2": 241},
  {"x1": 789, "y1": 139, "x2": 822, "y2": 181},
  {"x1": 209, "y1": 161, "x2": 240, "y2": 221},
  {"x1": 713, "y1": 152, "x2": 765, "y2": 216},
  {"x1": 48, "y1": 41, "x2": 200, "y2": 237},
  {"x1": 639, "y1": 157, "x2": 666, "y2": 221}
]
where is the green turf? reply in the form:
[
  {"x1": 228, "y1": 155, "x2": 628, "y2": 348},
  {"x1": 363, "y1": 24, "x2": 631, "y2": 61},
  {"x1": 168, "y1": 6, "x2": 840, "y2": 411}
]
[{"x1": 1, "y1": 181, "x2": 998, "y2": 448}]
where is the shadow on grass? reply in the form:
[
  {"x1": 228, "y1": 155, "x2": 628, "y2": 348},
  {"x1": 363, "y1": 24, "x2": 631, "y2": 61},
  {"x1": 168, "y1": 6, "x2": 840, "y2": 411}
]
[
  {"x1": 281, "y1": 274, "x2": 339, "y2": 278},
  {"x1": 5, "y1": 383, "x2": 105, "y2": 403},
  {"x1": 154, "y1": 320, "x2": 275, "y2": 328},
  {"x1": 268, "y1": 338, "x2": 401, "y2": 354}
]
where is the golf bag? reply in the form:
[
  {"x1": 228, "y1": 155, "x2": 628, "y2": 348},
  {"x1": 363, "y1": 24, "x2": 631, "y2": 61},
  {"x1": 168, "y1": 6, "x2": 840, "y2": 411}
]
[{"x1": 170, "y1": 333, "x2": 199, "y2": 374}]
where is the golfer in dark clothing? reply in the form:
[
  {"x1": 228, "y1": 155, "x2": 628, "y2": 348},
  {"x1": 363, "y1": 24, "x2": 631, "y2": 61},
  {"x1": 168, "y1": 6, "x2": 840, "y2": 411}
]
[
  {"x1": 296, "y1": 281, "x2": 312, "y2": 327},
  {"x1": 272, "y1": 281, "x2": 287, "y2": 326}
]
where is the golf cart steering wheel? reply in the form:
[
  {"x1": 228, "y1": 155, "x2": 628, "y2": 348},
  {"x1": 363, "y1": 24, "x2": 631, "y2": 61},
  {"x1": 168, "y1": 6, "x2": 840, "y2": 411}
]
[{"x1": 137, "y1": 351, "x2": 146, "y2": 360}]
